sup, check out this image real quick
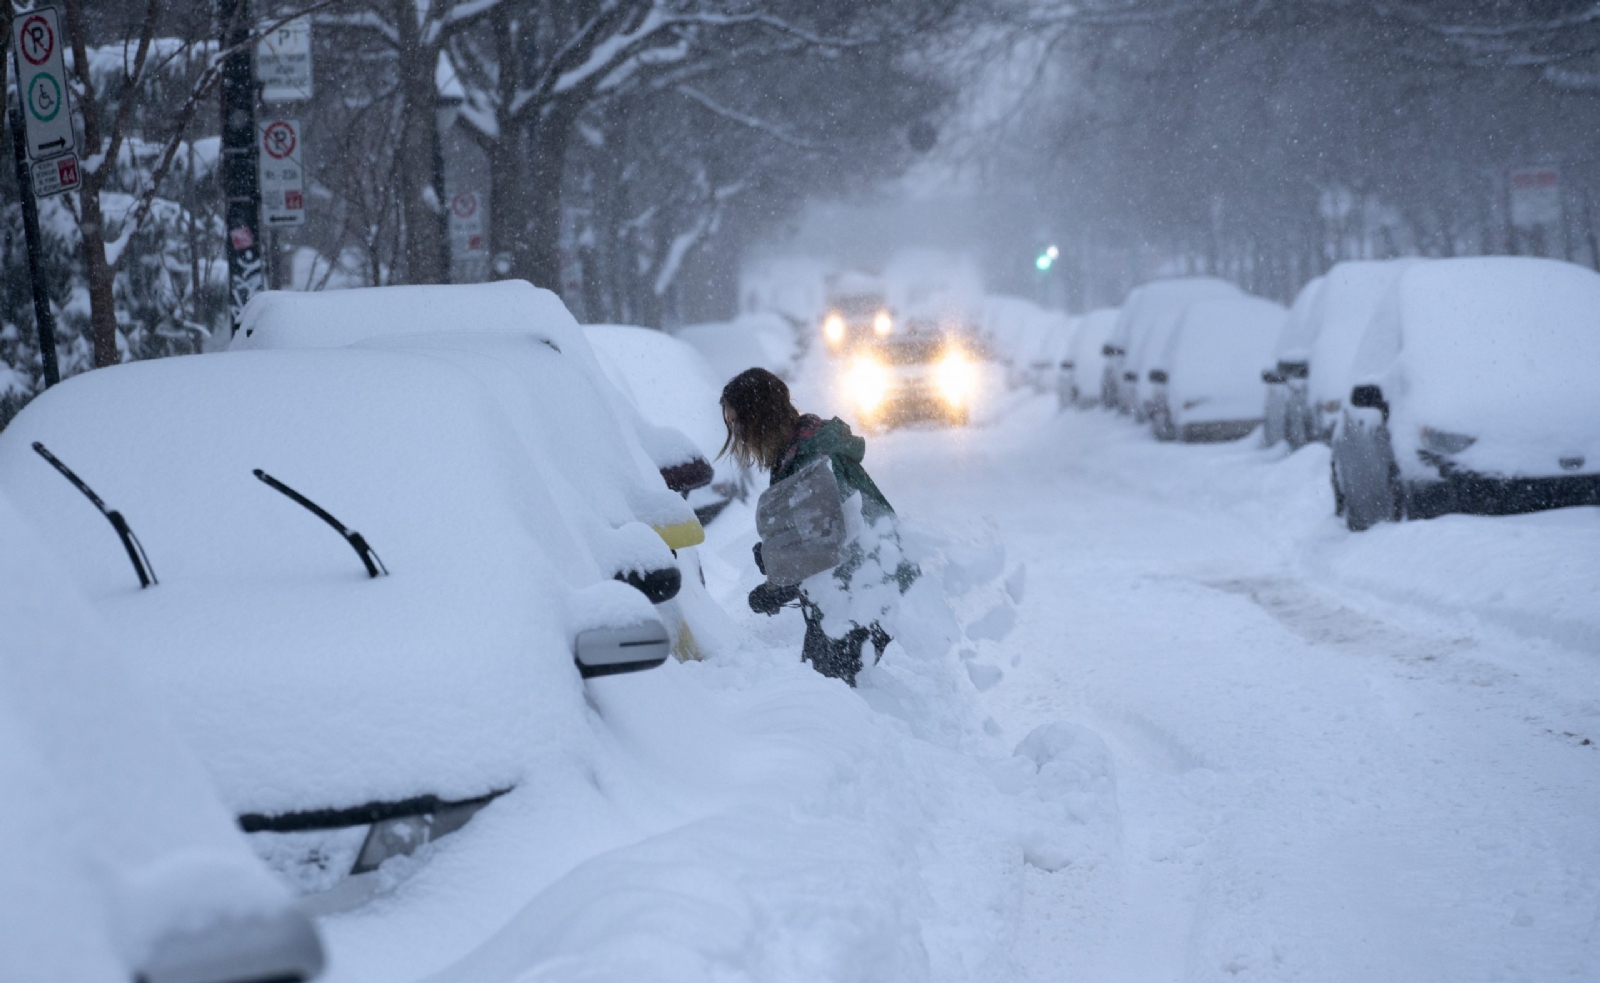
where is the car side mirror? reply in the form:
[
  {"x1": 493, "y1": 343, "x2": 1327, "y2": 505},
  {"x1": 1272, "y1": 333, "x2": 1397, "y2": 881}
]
[
  {"x1": 1349, "y1": 384, "x2": 1388, "y2": 421},
  {"x1": 574, "y1": 621, "x2": 671, "y2": 679},
  {"x1": 660, "y1": 456, "x2": 714, "y2": 495},
  {"x1": 1261, "y1": 369, "x2": 1284, "y2": 385},
  {"x1": 616, "y1": 565, "x2": 682, "y2": 604}
]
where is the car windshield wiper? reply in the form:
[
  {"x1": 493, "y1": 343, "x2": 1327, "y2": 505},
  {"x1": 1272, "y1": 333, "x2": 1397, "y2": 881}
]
[
  {"x1": 31, "y1": 442, "x2": 158, "y2": 589},
  {"x1": 253, "y1": 469, "x2": 388, "y2": 579}
]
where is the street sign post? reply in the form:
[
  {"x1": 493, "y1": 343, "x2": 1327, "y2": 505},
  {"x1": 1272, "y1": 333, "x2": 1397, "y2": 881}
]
[
  {"x1": 256, "y1": 17, "x2": 312, "y2": 103},
  {"x1": 1510, "y1": 167, "x2": 1561, "y2": 230},
  {"x1": 12, "y1": 8, "x2": 74, "y2": 161},
  {"x1": 449, "y1": 191, "x2": 485, "y2": 255},
  {"x1": 258, "y1": 118, "x2": 305, "y2": 227}
]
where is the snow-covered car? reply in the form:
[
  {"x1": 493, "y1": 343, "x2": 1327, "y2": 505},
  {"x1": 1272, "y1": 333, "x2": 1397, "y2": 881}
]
[
  {"x1": 1332, "y1": 257, "x2": 1600, "y2": 530},
  {"x1": 1305, "y1": 259, "x2": 1419, "y2": 442},
  {"x1": 0, "y1": 345, "x2": 672, "y2": 894},
  {"x1": 842, "y1": 323, "x2": 982, "y2": 429},
  {"x1": 1263, "y1": 276, "x2": 1325, "y2": 447},
  {"x1": 1148, "y1": 294, "x2": 1286, "y2": 442},
  {"x1": 1062, "y1": 307, "x2": 1118, "y2": 407},
  {"x1": 235, "y1": 282, "x2": 707, "y2": 555},
  {"x1": 1, "y1": 491, "x2": 325, "y2": 983},
  {"x1": 1103, "y1": 278, "x2": 1241, "y2": 414},
  {"x1": 586, "y1": 323, "x2": 749, "y2": 525},
  {"x1": 1026, "y1": 312, "x2": 1079, "y2": 395},
  {"x1": 979, "y1": 294, "x2": 1054, "y2": 387}
]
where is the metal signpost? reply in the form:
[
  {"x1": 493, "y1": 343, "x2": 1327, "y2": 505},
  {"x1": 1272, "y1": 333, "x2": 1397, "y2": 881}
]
[
  {"x1": 258, "y1": 118, "x2": 305, "y2": 228},
  {"x1": 8, "y1": 5, "x2": 78, "y2": 388},
  {"x1": 1510, "y1": 167, "x2": 1561, "y2": 256}
]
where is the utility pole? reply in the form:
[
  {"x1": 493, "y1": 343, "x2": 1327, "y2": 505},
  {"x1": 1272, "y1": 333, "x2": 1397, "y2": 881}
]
[{"x1": 218, "y1": 0, "x2": 262, "y2": 335}]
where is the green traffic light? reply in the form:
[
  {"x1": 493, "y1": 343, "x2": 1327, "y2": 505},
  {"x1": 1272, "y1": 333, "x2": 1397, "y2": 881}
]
[{"x1": 1035, "y1": 254, "x2": 1052, "y2": 271}]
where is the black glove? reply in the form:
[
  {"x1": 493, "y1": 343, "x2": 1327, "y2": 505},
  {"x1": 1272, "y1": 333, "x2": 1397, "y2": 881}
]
[
  {"x1": 752, "y1": 541, "x2": 766, "y2": 574},
  {"x1": 748, "y1": 581, "x2": 799, "y2": 615}
]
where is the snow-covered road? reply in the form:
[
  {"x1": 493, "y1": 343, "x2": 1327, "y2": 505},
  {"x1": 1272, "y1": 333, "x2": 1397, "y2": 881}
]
[
  {"x1": 317, "y1": 356, "x2": 1598, "y2": 983},
  {"x1": 861, "y1": 393, "x2": 1600, "y2": 983}
]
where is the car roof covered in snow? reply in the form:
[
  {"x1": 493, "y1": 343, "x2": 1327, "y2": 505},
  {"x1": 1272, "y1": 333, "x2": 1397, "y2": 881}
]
[
  {"x1": 236, "y1": 281, "x2": 697, "y2": 538},
  {"x1": 1305, "y1": 259, "x2": 1418, "y2": 406},
  {"x1": 1109, "y1": 277, "x2": 1241, "y2": 351},
  {"x1": 0, "y1": 349, "x2": 654, "y2": 818},
  {"x1": 585, "y1": 324, "x2": 727, "y2": 465},
  {"x1": 1274, "y1": 276, "x2": 1326, "y2": 364},
  {"x1": 0, "y1": 489, "x2": 309, "y2": 983},
  {"x1": 1165, "y1": 295, "x2": 1287, "y2": 422},
  {"x1": 1351, "y1": 256, "x2": 1600, "y2": 447},
  {"x1": 673, "y1": 311, "x2": 800, "y2": 385}
]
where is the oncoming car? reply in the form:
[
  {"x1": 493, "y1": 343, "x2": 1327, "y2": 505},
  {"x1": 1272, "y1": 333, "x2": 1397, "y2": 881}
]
[
  {"x1": 842, "y1": 328, "x2": 981, "y2": 430},
  {"x1": 820, "y1": 273, "x2": 894, "y2": 355}
]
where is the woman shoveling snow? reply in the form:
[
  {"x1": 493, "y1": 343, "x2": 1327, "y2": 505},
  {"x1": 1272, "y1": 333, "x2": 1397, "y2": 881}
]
[{"x1": 719, "y1": 368, "x2": 917, "y2": 686}]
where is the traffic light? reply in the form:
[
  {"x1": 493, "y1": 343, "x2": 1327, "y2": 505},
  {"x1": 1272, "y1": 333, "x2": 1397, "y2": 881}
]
[{"x1": 1035, "y1": 244, "x2": 1060, "y2": 271}]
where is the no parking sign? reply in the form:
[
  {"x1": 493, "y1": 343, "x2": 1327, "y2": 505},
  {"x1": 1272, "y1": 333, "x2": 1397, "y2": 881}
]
[{"x1": 258, "y1": 118, "x2": 305, "y2": 227}]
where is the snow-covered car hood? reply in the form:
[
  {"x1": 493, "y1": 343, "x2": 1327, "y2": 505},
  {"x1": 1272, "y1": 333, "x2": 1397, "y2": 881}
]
[
  {"x1": 1108, "y1": 277, "x2": 1241, "y2": 355},
  {"x1": 1353, "y1": 257, "x2": 1600, "y2": 479},
  {"x1": 0, "y1": 350, "x2": 655, "y2": 818}
]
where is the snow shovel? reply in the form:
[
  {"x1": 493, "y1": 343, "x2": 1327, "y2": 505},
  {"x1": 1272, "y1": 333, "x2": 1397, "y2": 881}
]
[{"x1": 756, "y1": 457, "x2": 848, "y2": 586}]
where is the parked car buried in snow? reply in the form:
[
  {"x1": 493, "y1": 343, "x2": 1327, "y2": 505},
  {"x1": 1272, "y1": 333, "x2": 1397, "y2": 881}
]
[
  {"x1": 0, "y1": 344, "x2": 673, "y2": 896},
  {"x1": 1148, "y1": 295, "x2": 1286, "y2": 443},
  {"x1": 1332, "y1": 257, "x2": 1600, "y2": 530},
  {"x1": 1305, "y1": 259, "x2": 1419, "y2": 444},
  {"x1": 1263, "y1": 276, "x2": 1325, "y2": 448},
  {"x1": 1104, "y1": 277, "x2": 1242, "y2": 415},
  {"x1": 1063, "y1": 307, "x2": 1119, "y2": 408}
]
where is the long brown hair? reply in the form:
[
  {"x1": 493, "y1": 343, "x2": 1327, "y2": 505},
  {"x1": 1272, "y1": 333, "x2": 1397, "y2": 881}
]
[{"x1": 719, "y1": 368, "x2": 799, "y2": 472}]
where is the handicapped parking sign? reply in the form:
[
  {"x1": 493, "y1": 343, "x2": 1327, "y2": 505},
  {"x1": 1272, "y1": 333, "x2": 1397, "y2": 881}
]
[{"x1": 11, "y1": 7, "x2": 76, "y2": 160}]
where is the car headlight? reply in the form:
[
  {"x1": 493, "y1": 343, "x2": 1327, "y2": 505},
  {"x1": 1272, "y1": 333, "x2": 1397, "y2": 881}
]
[
  {"x1": 934, "y1": 350, "x2": 976, "y2": 407},
  {"x1": 1420, "y1": 426, "x2": 1476, "y2": 455},
  {"x1": 848, "y1": 356, "x2": 891, "y2": 412},
  {"x1": 824, "y1": 314, "x2": 845, "y2": 345},
  {"x1": 873, "y1": 310, "x2": 893, "y2": 336}
]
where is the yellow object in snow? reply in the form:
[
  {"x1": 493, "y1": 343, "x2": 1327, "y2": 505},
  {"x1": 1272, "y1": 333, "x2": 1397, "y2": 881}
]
[{"x1": 653, "y1": 518, "x2": 705, "y2": 549}]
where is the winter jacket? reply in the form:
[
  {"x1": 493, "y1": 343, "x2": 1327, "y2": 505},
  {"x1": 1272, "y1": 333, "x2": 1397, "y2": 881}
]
[{"x1": 773, "y1": 415, "x2": 895, "y2": 522}]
